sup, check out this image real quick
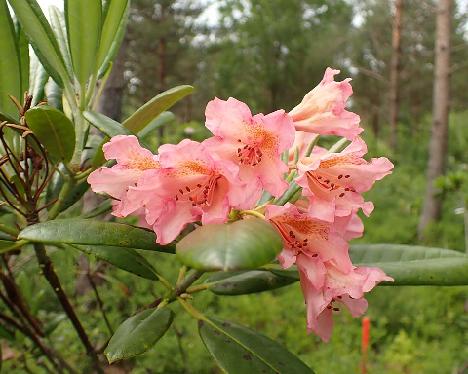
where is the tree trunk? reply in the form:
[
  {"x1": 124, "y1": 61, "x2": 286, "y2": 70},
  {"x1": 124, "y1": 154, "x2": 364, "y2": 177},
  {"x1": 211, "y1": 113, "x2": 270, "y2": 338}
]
[
  {"x1": 418, "y1": 0, "x2": 452, "y2": 239},
  {"x1": 389, "y1": 0, "x2": 403, "y2": 150},
  {"x1": 96, "y1": 36, "x2": 129, "y2": 121}
]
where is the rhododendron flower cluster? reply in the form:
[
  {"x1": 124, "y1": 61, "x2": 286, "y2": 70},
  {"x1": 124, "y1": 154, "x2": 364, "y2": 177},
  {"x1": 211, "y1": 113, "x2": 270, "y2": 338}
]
[{"x1": 88, "y1": 68, "x2": 394, "y2": 341}]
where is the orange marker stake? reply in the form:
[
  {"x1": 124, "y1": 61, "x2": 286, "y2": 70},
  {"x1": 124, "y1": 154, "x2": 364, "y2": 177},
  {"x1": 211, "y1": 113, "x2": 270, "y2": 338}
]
[{"x1": 361, "y1": 317, "x2": 371, "y2": 374}]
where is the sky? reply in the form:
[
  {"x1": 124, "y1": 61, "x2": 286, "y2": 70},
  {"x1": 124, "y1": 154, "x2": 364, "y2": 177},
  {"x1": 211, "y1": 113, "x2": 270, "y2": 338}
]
[{"x1": 36, "y1": 0, "x2": 468, "y2": 31}]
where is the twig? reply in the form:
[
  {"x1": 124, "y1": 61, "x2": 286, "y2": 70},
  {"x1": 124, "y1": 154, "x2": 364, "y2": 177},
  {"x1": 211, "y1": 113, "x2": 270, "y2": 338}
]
[
  {"x1": 33, "y1": 242, "x2": 102, "y2": 373},
  {"x1": 87, "y1": 268, "x2": 114, "y2": 336}
]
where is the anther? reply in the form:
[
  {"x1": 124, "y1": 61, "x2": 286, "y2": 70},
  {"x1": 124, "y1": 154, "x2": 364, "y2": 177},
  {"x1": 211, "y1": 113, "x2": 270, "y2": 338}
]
[
  {"x1": 338, "y1": 175, "x2": 343, "y2": 179},
  {"x1": 339, "y1": 193, "x2": 345, "y2": 197},
  {"x1": 345, "y1": 175, "x2": 350, "y2": 178}
]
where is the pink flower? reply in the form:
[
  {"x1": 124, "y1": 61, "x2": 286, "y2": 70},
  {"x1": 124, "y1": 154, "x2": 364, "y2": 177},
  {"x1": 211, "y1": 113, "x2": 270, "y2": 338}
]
[
  {"x1": 265, "y1": 203, "x2": 353, "y2": 273},
  {"x1": 87, "y1": 135, "x2": 159, "y2": 217},
  {"x1": 299, "y1": 259, "x2": 392, "y2": 342},
  {"x1": 289, "y1": 68, "x2": 363, "y2": 140},
  {"x1": 204, "y1": 97, "x2": 295, "y2": 205},
  {"x1": 123, "y1": 139, "x2": 245, "y2": 244},
  {"x1": 296, "y1": 137, "x2": 394, "y2": 222},
  {"x1": 288, "y1": 131, "x2": 318, "y2": 167}
]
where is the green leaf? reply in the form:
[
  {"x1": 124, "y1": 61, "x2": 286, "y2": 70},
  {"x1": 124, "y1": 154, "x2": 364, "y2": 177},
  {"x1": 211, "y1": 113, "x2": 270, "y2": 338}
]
[
  {"x1": 350, "y1": 244, "x2": 468, "y2": 286},
  {"x1": 199, "y1": 317, "x2": 313, "y2": 374},
  {"x1": 8, "y1": 0, "x2": 69, "y2": 86},
  {"x1": 24, "y1": 105, "x2": 75, "y2": 162},
  {"x1": 18, "y1": 218, "x2": 174, "y2": 253},
  {"x1": 122, "y1": 85, "x2": 194, "y2": 133},
  {"x1": 72, "y1": 244, "x2": 158, "y2": 280},
  {"x1": 270, "y1": 244, "x2": 468, "y2": 286},
  {"x1": 0, "y1": 239, "x2": 27, "y2": 254},
  {"x1": 59, "y1": 180, "x2": 89, "y2": 212},
  {"x1": 208, "y1": 270, "x2": 296, "y2": 295},
  {"x1": 49, "y1": 6, "x2": 73, "y2": 77},
  {"x1": 65, "y1": 0, "x2": 101, "y2": 87},
  {"x1": 177, "y1": 218, "x2": 283, "y2": 271},
  {"x1": 105, "y1": 308, "x2": 174, "y2": 363},
  {"x1": 83, "y1": 110, "x2": 132, "y2": 137},
  {"x1": 0, "y1": 0, "x2": 21, "y2": 118},
  {"x1": 15, "y1": 21, "x2": 29, "y2": 97},
  {"x1": 97, "y1": 2, "x2": 129, "y2": 78},
  {"x1": 29, "y1": 53, "x2": 48, "y2": 106},
  {"x1": 97, "y1": 0, "x2": 128, "y2": 70},
  {"x1": 137, "y1": 111, "x2": 176, "y2": 140},
  {"x1": 45, "y1": 79, "x2": 63, "y2": 110}
]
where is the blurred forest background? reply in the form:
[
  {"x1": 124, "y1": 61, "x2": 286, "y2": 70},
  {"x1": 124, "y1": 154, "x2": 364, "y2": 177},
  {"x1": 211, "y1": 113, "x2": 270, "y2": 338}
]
[{"x1": 4, "y1": 0, "x2": 467, "y2": 373}]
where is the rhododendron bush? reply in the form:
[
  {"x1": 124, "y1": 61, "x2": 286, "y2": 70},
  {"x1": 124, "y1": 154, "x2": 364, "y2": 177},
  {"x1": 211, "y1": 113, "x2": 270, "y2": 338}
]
[
  {"x1": 87, "y1": 68, "x2": 395, "y2": 343},
  {"x1": 1, "y1": 1, "x2": 467, "y2": 373}
]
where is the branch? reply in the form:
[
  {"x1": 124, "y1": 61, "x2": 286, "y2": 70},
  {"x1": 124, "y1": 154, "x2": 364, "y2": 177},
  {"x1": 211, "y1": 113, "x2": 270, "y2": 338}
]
[{"x1": 33, "y1": 242, "x2": 102, "y2": 373}]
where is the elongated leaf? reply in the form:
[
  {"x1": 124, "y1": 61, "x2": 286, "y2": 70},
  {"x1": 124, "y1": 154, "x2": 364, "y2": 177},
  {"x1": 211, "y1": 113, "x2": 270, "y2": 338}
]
[
  {"x1": 0, "y1": 0, "x2": 21, "y2": 118},
  {"x1": 122, "y1": 85, "x2": 194, "y2": 133},
  {"x1": 29, "y1": 53, "x2": 48, "y2": 106},
  {"x1": 97, "y1": 0, "x2": 128, "y2": 70},
  {"x1": 97, "y1": 2, "x2": 129, "y2": 77},
  {"x1": 45, "y1": 78, "x2": 62, "y2": 109},
  {"x1": 72, "y1": 244, "x2": 158, "y2": 280},
  {"x1": 8, "y1": 0, "x2": 69, "y2": 86},
  {"x1": 18, "y1": 218, "x2": 174, "y2": 252},
  {"x1": 350, "y1": 244, "x2": 465, "y2": 262},
  {"x1": 49, "y1": 6, "x2": 73, "y2": 77},
  {"x1": 65, "y1": 0, "x2": 101, "y2": 87},
  {"x1": 177, "y1": 218, "x2": 282, "y2": 271},
  {"x1": 137, "y1": 111, "x2": 176, "y2": 140},
  {"x1": 199, "y1": 317, "x2": 313, "y2": 374},
  {"x1": 15, "y1": 21, "x2": 29, "y2": 97},
  {"x1": 24, "y1": 106, "x2": 75, "y2": 162},
  {"x1": 83, "y1": 110, "x2": 132, "y2": 137},
  {"x1": 208, "y1": 270, "x2": 296, "y2": 295},
  {"x1": 270, "y1": 244, "x2": 468, "y2": 286},
  {"x1": 105, "y1": 308, "x2": 174, "y2": 363},
  {"x1": 0, "y1": 239, "x2": 27, "y2": 253},
  {"x1": 59, "y1": 180, "x2": 89, "y2": 212}
]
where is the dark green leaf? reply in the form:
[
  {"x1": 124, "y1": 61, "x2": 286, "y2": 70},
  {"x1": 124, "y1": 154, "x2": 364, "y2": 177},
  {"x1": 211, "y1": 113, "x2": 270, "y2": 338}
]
[
  {"x1": 199, "y1": 317, "x2": 313, "y2": 374},
  {"x1": 83, "y1": 110, "x2": 132, "y2": 137},
  {"x1": 18, "y1": 218, "x2": 174, "y2": 253},
  {"x1": 72, "y1": 244, "x2": 158, "y2": 280},
  {"x1": 15, "y1": 21, "x2": 29, "y2": 97},
  {"x1": 0, "y1": 0, "x2": 21, "y2": 118},
  {"x1": 24, "y1": 106, "x2": 75, "y2": 162},
  {"x1": 208, "y1": 270, "x2": 295, "y2": 295},
  {"x1": 65, "y1": 0, "x2": 101, "y2": 86},
  {"x1": 59, "y1": 180, "x2": 89, "y2": 212},
  {"x1": 177, "y1": 218, "x2": 283, "y2": 271},
  {"x1": 122, "y1": 85, "x2": 194, "y2": 133},
  {"x1": 105, "y1": 308, "x2": 174, "y2": 363},
  {"x1": 8, "y1": 0, "x2": 69, "y2": 86},
  {"x1": 97, "y1": 0, "x2": 128, "y2": 70}
]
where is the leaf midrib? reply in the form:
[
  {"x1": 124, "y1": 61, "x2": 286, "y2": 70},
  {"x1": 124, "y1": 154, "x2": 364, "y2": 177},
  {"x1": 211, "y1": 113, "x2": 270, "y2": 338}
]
[{"x1": 205, "y1": 319, "x2": 286, "y2": 373}]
